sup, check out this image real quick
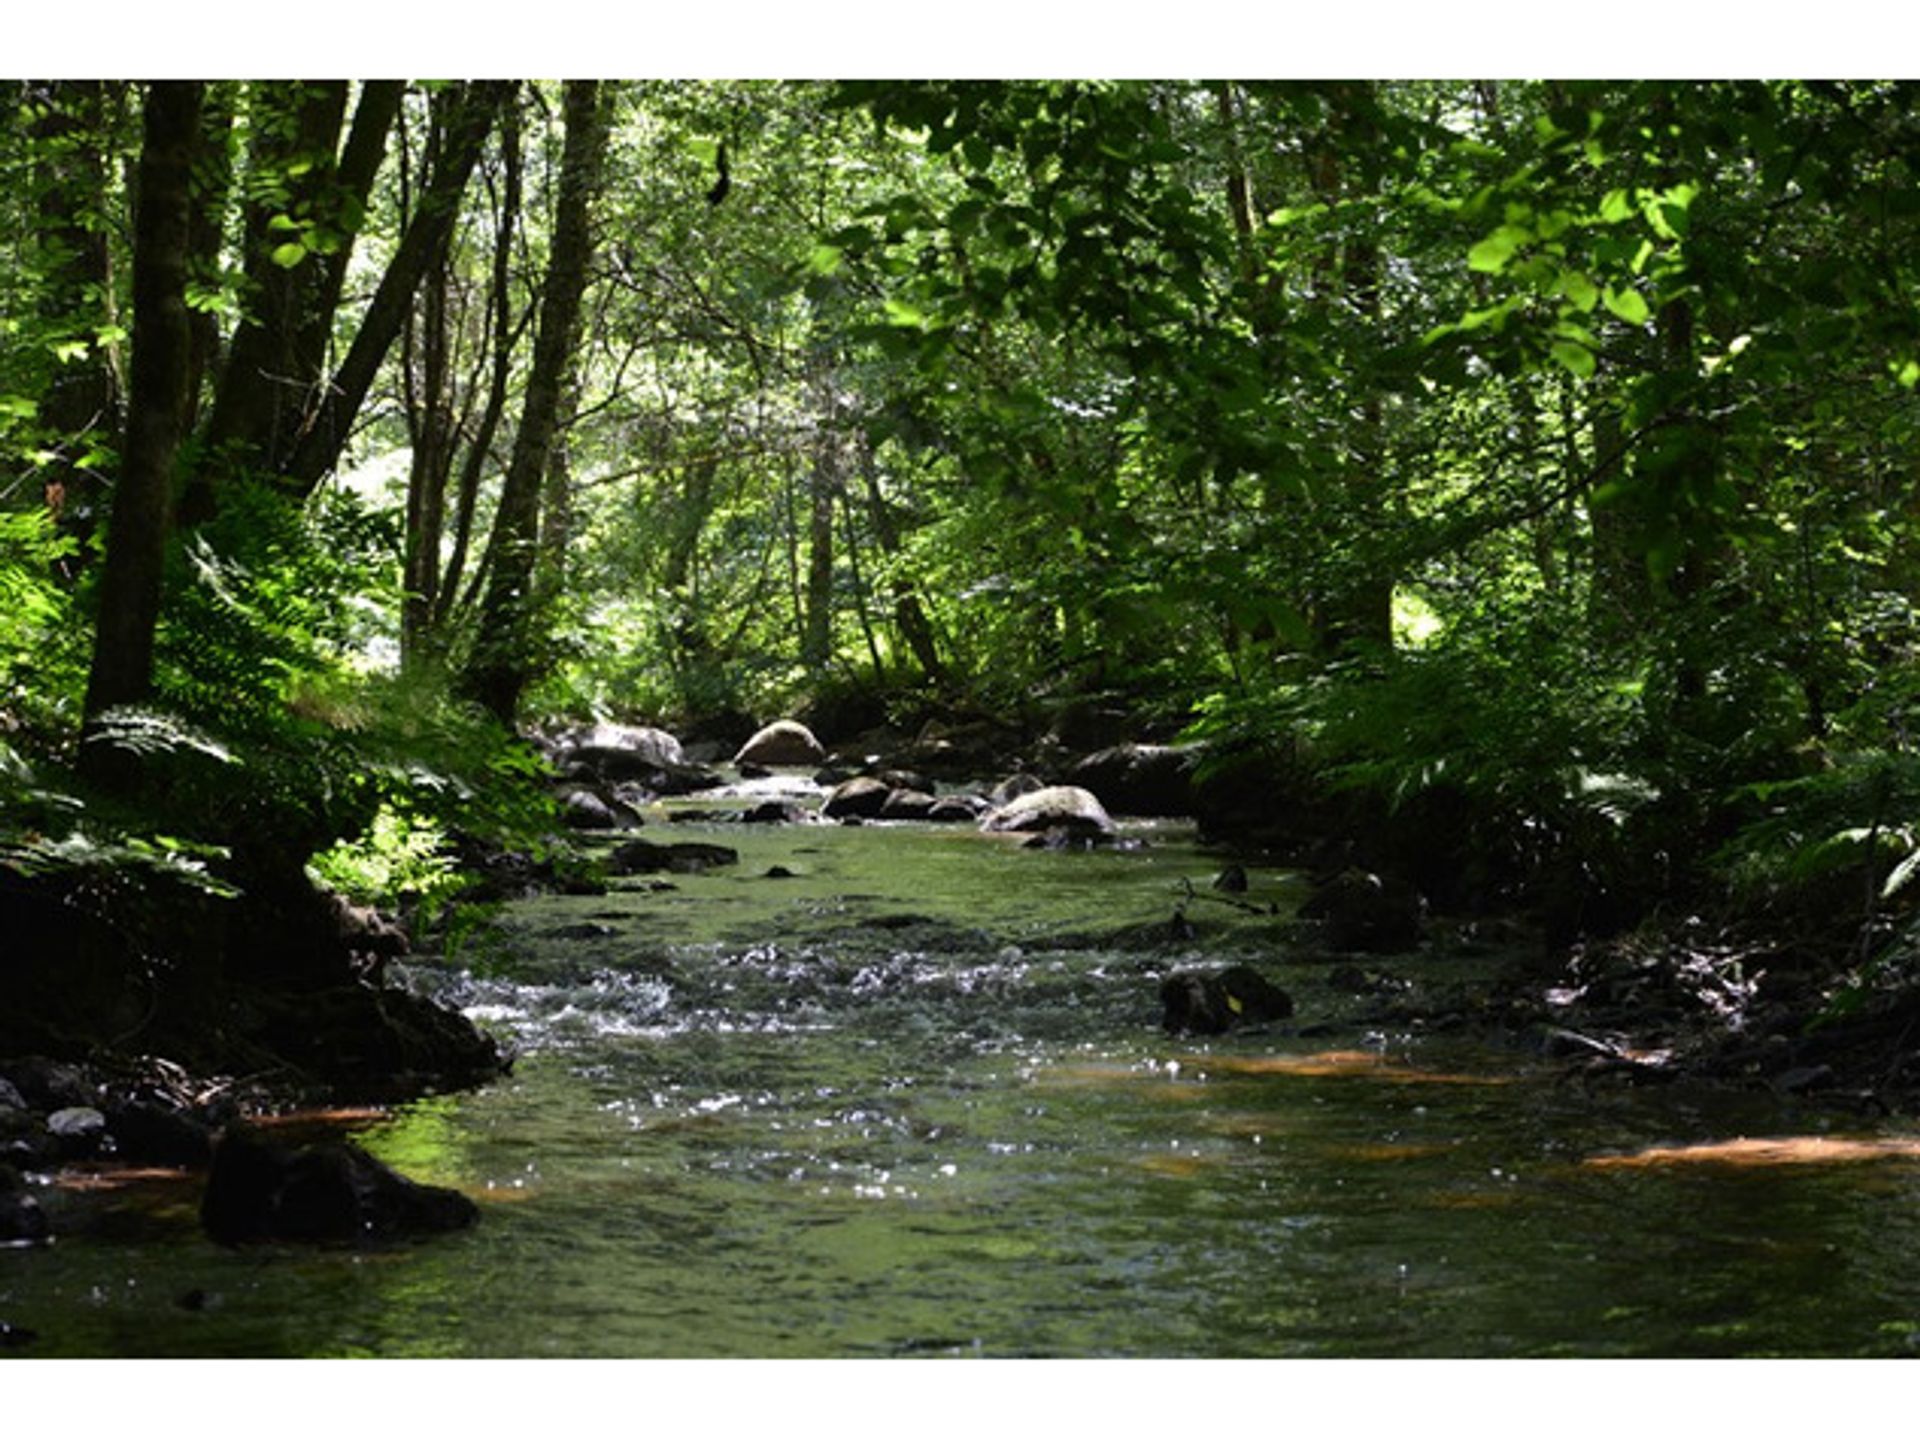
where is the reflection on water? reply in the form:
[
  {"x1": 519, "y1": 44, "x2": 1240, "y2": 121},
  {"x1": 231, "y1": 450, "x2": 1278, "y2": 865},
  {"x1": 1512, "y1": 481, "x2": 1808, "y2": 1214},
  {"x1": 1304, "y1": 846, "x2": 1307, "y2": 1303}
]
[{"x1": 9, "y1": 807, "x2": 1920, "y2": 1356}]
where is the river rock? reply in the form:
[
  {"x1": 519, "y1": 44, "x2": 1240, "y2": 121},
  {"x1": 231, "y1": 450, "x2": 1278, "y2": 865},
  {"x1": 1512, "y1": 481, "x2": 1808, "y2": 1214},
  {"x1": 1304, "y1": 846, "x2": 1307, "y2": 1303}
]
[
  {"x1": 1160, "y1": 965, "x2": 1295, "y2": 1035},
  {"x1": 1070, "y1": 743, "x2": 1199, "y2": 817},
  {"x1": 734, "y1": 720, "x2": 827, "y2": 767},
  {"x1": 741, "y1": 800, "x2": 809, "y2": 824},
  {"x1": 927, "y1": 795, "x2": 990, "y2": 823},
  {"x1": 879, "y1": 788, "x2": 938, "y2": 820},
  {"x1": 0, "y1": 1079, "x2": 24, "y2": 1113},
  {"x1": 987, "y1": 772, "x2": 1046, "y2": 808},
  {"x1": 0, "y1": 1164, "x2": 49, "y2": 1246},
  {"x1": 46, "y1": 1105, "x2": 108, "y2": 1158},
  {"x1": 201, "y1": 1125, "x2": 478, "y2": 1245},
  {"x1": 555, "y1": 721, "x2": 684, "y2": 773},
  {"x1": 823, "y1": 776, "x2": 893, "y2": 819},
  {"x1": 1299, "y1": 869, "x2": 1426, "y2": 953},
  {"x1": 979, "y1": 784, "x2": 1116, "y2": 836},
  {"x1": 105, "y1": 1099, "x2": 215, "y2": 1168},
  {"x1": 0, "y1": 1056, "x2": 98, "y2": 1112},
  {"x1": 607, "y1": 837, "x2": 740, "y2": 875},
  {"x1": 559, "y1": 786, "x2": 645, "y2": 831}
]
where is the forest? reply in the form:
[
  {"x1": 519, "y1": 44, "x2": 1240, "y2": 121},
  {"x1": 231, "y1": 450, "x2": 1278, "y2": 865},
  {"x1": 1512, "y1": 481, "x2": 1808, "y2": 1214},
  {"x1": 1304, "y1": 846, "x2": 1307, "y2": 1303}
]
[{"x1": 5, "y1": 77, "x2": 1920, "y2": 1361}]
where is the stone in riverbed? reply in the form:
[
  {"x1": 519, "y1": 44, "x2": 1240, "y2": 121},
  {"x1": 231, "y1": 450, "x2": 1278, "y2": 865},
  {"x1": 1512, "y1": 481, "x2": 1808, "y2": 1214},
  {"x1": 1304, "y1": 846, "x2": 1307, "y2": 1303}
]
[
  {"x1": 734, "y1": 720, "x2": 827, "y2": 767},
  {"x1": 879, "y1": 788, "x2": 938, "y2": 820},
  {"x1": 979, "y1": 784, "x2": 1116, "y2": 836},
  {"x1": 1160, "y1": 965, "x2": 1295, "y2": 1036},
  {"x1": 0, "y1": 1163, "x2": 49, "y2": 1246},
  {"x1": 823, "y1": 776, "x2": 893, "y2": 819},
  {"x1": 606, "y1": 837, "x2": 739, "y2": 875},
  {"x1": 201, "y1": 1125, "x2": 477, "y2": 1246},
  {"x1": 1299, "y1": 869, "x2": 1426, "y2": 954}
]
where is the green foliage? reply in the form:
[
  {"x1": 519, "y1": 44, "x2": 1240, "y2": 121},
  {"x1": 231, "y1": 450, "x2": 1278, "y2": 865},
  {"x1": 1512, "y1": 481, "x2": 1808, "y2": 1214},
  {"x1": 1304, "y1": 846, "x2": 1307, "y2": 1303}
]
[
  {"x1": 0, "y1": 506, "x2": 85, "y2": 731},
  {"x1": 308, "y1": 801, "x2": 463, "y2": 911}
]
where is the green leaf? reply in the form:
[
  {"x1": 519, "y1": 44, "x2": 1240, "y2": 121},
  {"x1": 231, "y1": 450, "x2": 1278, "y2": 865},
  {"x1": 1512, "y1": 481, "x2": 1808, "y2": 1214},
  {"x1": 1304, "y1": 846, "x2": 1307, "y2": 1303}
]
[
  {"x1": 269, "y1": 242, "x2": 307, "y2": 269},
  {"x1": 1549, "y1": 338, "x2": 1596, "y2": 380},
  {"x1": 882, "y1": 297, "x2": 928, "y2": 329},
  {"x1": 805, "y1": 243, "x2": 843, "y2": 276},
  {"x1": 1599, "y1": 188, "x2": 1634, "y2": 224},
  {"x1": 1603, "y1": 286, "x2": 1651, "y2": 325},
  {"x1": 1895, "y1": 359, "x2": 1920, "y2": 389},
  {"x1": 1467, "y1": 226, "x2": 1524, "y2": 274},
  {"x1": 1557, "y1": 270, "x2": 1600, "y2": 312}
]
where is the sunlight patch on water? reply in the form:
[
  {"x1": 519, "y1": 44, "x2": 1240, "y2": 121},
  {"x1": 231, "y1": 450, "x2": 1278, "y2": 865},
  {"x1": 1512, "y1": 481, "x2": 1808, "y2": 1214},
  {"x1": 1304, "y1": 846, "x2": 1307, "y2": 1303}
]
[{"x1": 1582, "y1": 1135, "x2": 1920, "y2": 1170}]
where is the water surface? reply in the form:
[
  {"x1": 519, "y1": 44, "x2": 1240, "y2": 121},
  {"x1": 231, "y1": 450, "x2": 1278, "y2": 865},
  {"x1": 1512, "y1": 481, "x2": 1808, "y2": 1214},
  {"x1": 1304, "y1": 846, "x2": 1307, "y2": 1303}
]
[{"x1": 9, "y1": 790, "x2": 1920, "y2": 1357}]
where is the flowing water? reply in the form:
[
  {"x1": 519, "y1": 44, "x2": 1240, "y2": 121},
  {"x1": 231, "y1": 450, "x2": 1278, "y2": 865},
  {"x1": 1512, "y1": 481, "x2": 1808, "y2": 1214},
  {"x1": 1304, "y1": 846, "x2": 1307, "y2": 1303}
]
[{"x1": 10, "y1": 777, "x2": 1920, "y2": 1358}]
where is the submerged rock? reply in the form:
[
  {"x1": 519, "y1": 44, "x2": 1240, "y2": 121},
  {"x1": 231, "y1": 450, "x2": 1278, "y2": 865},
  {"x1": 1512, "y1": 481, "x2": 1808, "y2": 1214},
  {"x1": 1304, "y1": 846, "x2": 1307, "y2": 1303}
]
[
  {"x1": 0, "y1": 1163, "x2": 49, "y2": 1246},
  {"x1": 201, "y1": 1125, "x2": 477, "y2": 1245},
  {"x1": 1299, "y1": 869, "x2": 1426, "y2": 954},
  {"x1": 734, "y1": 720, "x2": 827, "y2": 767},
  {"x1": 979, "y1": 784, "x2": 1116, "y2": 836},
  {"x1": 1160, "y1": 965, "x2": 1295, "y2": 1036},
  {"x1": 607, "y1": 837, "x2": 740, "y2": 875}
]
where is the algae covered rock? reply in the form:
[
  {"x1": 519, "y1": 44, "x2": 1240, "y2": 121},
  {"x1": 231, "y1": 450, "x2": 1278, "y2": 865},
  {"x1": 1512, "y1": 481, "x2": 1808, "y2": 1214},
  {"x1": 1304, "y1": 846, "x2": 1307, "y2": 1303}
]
[
  {"x1": 1160, "y1": 965, "x2": 1295, "y2": 1035},
  {"x1": 201, "y1": 1125, "x2": 477, "y2": 1245}
]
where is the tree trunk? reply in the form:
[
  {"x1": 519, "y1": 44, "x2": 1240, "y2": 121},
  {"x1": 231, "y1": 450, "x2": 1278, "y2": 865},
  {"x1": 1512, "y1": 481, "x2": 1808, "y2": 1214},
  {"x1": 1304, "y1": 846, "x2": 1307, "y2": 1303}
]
[
  {"x1": 434, "y1": 92, "x2": 526, "y2": 633},
  {"x1": 803, "y1": 427, "x2": 838, "y2": 668},
  {"x1": 182, "y1": 83, "x2": 236, "y2": 434},
  {"x1": 463, "y1": 80, "x2": 608, "y2": 725},
  {"x1": 80, "y1": 82, "x2": 203, "y2": 752},
  {"x1": 195, "y1": 81, "x2": 349, "y2": 490},
  {"x1": 858, "y1": 448, "x2": 946, "y2": 684},
  {"x1": 281, "y1": 80, "x2": 513, "y2": 497},
  {"x1": 400, "y1": 202, "x2": 457, "y2": 668}
]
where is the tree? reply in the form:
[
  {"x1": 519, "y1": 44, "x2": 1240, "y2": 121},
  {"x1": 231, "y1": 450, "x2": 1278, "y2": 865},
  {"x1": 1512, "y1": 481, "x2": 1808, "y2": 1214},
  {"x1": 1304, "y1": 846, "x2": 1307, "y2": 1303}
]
[
  {"x1": 463, "y1": 80, "x2": 609, "y2": 724},
  {"x1": 79, "y1": 80, "x2": 202, "y2": 748}
]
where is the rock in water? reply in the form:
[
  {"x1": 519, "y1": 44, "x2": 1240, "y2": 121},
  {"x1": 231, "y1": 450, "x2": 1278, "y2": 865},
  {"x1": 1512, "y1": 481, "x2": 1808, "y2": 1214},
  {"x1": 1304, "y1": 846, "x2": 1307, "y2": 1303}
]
[
  {"x1": 1299, "y1": 869, "x2": 1426, "y2": 953},
  {"x1": 606, "y1": 837, "x2": 739, "y2": 875},
  {"x1": 1160, "y1": 965, "x2": 1295, "y2": 1035},
  {"x1": 823, "y1": 776, "x2": 893, "y2": 819},
  {"x1": 0, "y1": 1164, "x2": 49, "y2": 1246},
  {"x1": 978, "y1": 784, "x2": 1116, "y2": 836},
  {"x1": 201, "y1": 1125, "x2": 478, "y2": 1245},
  {"x1": 733, "y1": 719, "x2": 827, "y2": 767}
]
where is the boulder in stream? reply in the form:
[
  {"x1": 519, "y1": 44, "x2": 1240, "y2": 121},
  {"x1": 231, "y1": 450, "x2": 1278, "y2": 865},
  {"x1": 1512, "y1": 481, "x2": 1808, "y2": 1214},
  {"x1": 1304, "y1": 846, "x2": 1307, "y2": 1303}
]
[
  {"x1": 823, "y1": 776, "x2": 893, "y2": 819},
  {"x1": 0, "y1": 1163, "x2": 49, "y2": 1245},
  {"x1": 1299, "y1": 869, "x2": 1427, "y2": 954},
  {"x1": 979, "y1": 784, "x2": 1116, "y2": 837},
  {"x1": 1160, "y1": 965, "x2": 1295, "y2": 1036},
  {"x1": 734, "y1": 720, "x2": 827, "y2": 767},
  {"x1": 607, "y1": 837, "x2": 740, "y2": 875},
  {"x1": 201, "y1": 1124, "x2": 477, "y2": 1245},
  {"x1": 559, "y1": 786, "x2": 645, "y2": 831}
]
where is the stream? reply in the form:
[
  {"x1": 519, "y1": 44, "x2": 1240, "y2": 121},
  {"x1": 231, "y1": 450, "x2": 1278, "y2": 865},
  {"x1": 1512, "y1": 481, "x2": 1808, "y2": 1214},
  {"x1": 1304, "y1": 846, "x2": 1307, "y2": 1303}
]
[{"x1": 10, "y1": 774, "x2": 1920, "y2": 1357}]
